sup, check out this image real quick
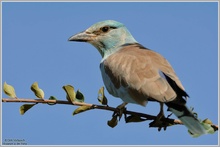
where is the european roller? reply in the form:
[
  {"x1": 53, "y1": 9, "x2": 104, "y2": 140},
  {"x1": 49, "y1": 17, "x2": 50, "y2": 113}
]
[{"x1": 69, "y1": 20, "x2": 206, "y2": 136}]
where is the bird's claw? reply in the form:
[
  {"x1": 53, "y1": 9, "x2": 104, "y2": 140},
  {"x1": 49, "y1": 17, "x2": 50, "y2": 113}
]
[
  {"x1": 112, "y1": 103, "x2": 127, "y2": 121},
  {"x1": 149, "y1": 112, "x2": 169, "y2": 131},
  {"x1": 167, "y1": 112, "x2": 173, "y2": 118}
]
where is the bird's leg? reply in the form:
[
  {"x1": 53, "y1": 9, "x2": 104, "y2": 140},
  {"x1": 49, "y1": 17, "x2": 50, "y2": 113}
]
[
  {"x1": 157, "y1": 102, "x2": 165, "y2": 120},
  {"x1": 117, "y1": 102, "x2": 128, "y2": 109},
  {"x1": 149, "y1": 102, "x2": 168, "y2": 131},
  {"x1": 113, "y1": 102, "x2": 128, "y2": 120}
]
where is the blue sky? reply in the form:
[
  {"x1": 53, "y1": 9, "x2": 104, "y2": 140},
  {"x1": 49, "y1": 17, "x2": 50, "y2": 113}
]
[{"x1": 1, "y1": 1, "x2": 218, "y2": 145}]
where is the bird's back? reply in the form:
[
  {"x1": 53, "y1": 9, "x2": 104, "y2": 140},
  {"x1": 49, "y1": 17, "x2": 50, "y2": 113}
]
[{"x1": 100, "y1": 43, "x2": 187, "y2": 106}]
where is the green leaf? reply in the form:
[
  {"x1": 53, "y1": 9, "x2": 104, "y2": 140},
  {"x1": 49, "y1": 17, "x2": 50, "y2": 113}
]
[
  {"x1": 188, "y1": 118, "x2": 217, "y2": 137},
  {"x1": 188, "y1": 130, "x2": 201, "y2": 138},
  {"x1": 202, "y1": 123, "x2": 215, "y2": 134},
  {"x1": 20, "y1": 104, "x2": 36, "y2": 115},
  {"x1": 3, "y1": 82, "x2": 17, "y2": 98},
  {"x1": 75, "y1": 90, "x2": 85, "y2": 103},
  {"x1": 202, "y1": 118, "x2": 216, "y2": 134},
  {"x1": 97, "y1": 87, "x2": 108, "y2": 105},
  {"x1": 49, "y1": 96, "x2": 57, "y2": 100},
  {"x1": 202, "y1": 118, "x2": 212, "y2": 124},
  {"x1": 31, "y1": 82, "x2": 44, "y2": 99},
  {"x1": 107, "y1": 115, "x2": 118, "y2": 128},
  {"x1": 62, "y1": 85, "x2": 76, "y2": 104},
  {"x1": 47, "y1": 96, "x2": 57, "y2": 105},
  {"x1": 73, "y1": 106, "x2": 91, "y2": 115},
  {"x1": 125, "y1": 115, "x2": 147, "y2": 123}
]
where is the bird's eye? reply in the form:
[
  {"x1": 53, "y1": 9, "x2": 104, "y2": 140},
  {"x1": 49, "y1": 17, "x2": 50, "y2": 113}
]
[{"x1": 101, "y1": 26, "x2": 110, "y2": 33}]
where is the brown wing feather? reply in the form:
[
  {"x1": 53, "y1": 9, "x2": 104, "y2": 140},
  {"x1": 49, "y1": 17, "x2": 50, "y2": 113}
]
[{"x1": 103, "y1": 43, "x2": 186, "y2": 104}]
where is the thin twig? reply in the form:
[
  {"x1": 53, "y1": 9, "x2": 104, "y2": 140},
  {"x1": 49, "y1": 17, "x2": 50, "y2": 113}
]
[{"x1": 2, "y1": 98, "x2": 218, "y2": 131}]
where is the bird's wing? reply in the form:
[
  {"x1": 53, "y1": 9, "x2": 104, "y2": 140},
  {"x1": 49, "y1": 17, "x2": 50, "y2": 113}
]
[{"x1": 103, "y1": 43, "x2": 187, "y2": 104}]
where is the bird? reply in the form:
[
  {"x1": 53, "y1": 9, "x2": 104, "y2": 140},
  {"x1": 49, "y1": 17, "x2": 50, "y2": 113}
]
[{"x1": 68, "y1": 20, "x2": 206, "y2": 136}]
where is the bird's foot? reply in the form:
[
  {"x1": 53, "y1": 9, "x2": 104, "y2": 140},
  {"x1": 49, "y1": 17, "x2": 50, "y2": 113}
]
[
  {"x1": 113, "y1": 102, "x2": 128, "y2": 121},
  {"x1": 149, "y1": 112, "x2": 168, "y2": 131}
]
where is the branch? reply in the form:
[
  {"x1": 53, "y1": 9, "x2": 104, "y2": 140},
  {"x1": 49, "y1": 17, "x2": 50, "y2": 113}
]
[
  {"x1": 2, "y1": 98, "x2": 218, "y2": 132},
  {"x1": 0, "y1": 99, "x2": 189, "y2": 125},
  {"x1": 2, "y1": 98, "x2": 179, "y2": 122}
]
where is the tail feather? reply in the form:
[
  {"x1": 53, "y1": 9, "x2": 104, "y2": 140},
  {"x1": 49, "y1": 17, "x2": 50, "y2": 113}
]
[{"x1": 166, "y1": 103, "x2": 207, "y2": 135}]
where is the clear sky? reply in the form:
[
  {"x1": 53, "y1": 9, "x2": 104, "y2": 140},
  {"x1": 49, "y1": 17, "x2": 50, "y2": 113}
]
[{"x1": 1, "y1": 1, "x2": 218, "y2": 146}]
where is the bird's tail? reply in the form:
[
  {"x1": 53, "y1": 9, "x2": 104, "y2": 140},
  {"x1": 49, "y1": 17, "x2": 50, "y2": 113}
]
[{"x1": 166, "y1": 102, "x2": 207, "y2": 136}]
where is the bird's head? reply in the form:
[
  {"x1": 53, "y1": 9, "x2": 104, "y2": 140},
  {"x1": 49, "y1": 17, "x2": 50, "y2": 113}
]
[{"x1": 69, "y1": 20, "x2": 137, "y2": 58}]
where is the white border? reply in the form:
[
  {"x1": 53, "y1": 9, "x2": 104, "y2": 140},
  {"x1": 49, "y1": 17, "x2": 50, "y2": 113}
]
[{"x1": 0, "y1": 1, "x2": 219, "y2": 147}]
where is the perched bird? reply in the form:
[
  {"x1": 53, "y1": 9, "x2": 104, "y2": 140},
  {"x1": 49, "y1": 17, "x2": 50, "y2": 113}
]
[{"x1": 69, "y1": 20, "x2": 206, "y2": 135}]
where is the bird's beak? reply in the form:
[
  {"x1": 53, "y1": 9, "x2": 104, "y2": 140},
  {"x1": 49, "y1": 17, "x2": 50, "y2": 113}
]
[{"x1": 68, "y1": 31, "x2": 94, "y2": 42}]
